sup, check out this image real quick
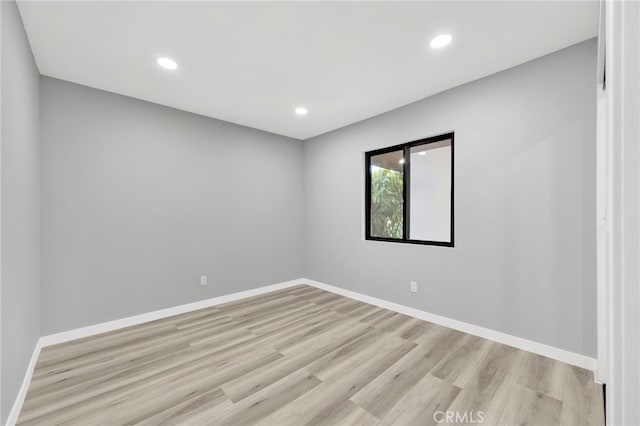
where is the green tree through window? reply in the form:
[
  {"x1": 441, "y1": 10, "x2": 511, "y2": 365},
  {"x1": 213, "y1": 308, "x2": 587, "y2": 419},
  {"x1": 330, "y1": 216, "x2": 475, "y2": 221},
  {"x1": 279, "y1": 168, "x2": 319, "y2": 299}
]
[{"x1": 370, "y1": 166, "x2": 404, "y2": 238}]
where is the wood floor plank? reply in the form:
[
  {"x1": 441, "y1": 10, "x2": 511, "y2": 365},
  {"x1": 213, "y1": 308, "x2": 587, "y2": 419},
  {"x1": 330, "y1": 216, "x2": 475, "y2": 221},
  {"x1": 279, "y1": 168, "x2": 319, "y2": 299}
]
[
  {"x1": 497, "y1": 383, "x2": 563, "y2": 426},
  {"x1": 305, "y1": 292, "x2": 344, "y2": 306},
  {"x1": 351, "y1": 333, "x2": 459, "y2": 419},
  {"x1": 260, "y1": 340, "x2": 416, "y2": 426},
  {"x1": 307, "y1": 329, "x2": 415, "y2": 382},
  {"x1": 308, "y1": 400, "x2": 380, "y2": 426},
  {"x1": 135, "y1": 387, "x2": 230, "y2": 426},
  {"x1": 26, "y1": 338, "x2": 191, "y2": 399},
  {"x1": 379, "y1": 374, "x2": 461, "y2": 426},
  {"x1": 271, "y1": 313, "x2": 346, "y2": 352},
  {"x1": 232, "y1": 299, "x2": 315, "y2": 327},
  {"x1": 516, "y1": 351, "x2": 566, "y2": 400},
  {"x1": 358, "y1": 307, "x2": 390, "y2": 324},
  {"x1": 364, "y1": 310, "x2": 398, "y2": 328},
  {"x1": 187, "y1": 368, "x2": 322, "y2": 426},
  {"x1": 395, "y1": 318, "x2": 438, "y2": 342},
  {"x1": 278, "y1": 317, "x2": 371, "y2": 356},
  {"x1": 285, "y1": 285, "x2": 323, "y2": 297},
  {"x1": 21, "y1": 330, "x2": 280, "y2": 419},
  {"x1": 71, "y1": 380, "x2": 228, "y2": 426},
  {"x1": 219, "y1": 296, "x2": 301, "y2": 322},
  {"x1": 16, "y1": 285, "x2": 604, "y2": 426},
  {"x1": 373, "y1": 312, "x2": 415, "y2": 334},
  {"x1": 34, "y1": 323, "x2": 180, "y2": 370},
  {"x1": 559, "y1": 363, "x2": 605, "y2": 426},
  {"x1": 430, "y1": 333, "x2": 491, "y2": 388},
  {"x1": 445, "y1": 341, "x2": 523, "y2": 422},
  {"x1": 221, "y1": 322, "x2": 375, "y2": 402},
  {"x1": 247, "y1": 303, "x2": 327, "y2": 335},
  {"x1": 20, "y1": 349, "x2": 283, "y2": 424},
  {"x1": 328, "y1": 298, "x2": 368, "y2": 316},
  {"x1": 344, "y1": 303, "x2": 381, "y2": 321}
]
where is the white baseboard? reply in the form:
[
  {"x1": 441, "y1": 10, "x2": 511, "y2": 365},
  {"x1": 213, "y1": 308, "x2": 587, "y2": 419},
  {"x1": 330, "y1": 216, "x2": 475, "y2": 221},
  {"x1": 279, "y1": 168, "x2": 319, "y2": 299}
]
[
  {"x1": 302, "y1": 278, "x2": 598, "y2": 372},
  {"x1": 8, "y1": 276, "x2": 598, "y2": 425},
  {"x1": 5, "y1": 338, "x2": 43, "y2": 426},
  {"x1": 40, "y1": 279, "x2": 304, "y2": 347}
]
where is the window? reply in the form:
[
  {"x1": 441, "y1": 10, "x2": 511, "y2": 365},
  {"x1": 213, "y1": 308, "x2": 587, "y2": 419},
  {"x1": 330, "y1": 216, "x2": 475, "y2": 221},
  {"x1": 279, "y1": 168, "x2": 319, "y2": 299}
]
[{"x1": 365, "y1": 132, "x2": 454, "y2": 246}]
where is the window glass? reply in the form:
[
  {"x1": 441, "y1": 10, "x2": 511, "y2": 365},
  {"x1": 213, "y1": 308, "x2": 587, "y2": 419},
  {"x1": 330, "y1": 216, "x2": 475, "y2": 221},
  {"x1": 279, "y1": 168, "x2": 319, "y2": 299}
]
[
  {"x1": 409, "y1": 140, "x2": 452, "y2": 242},
  {"x1": 369, "y1": 149, "x2": 404, "y2": 239}
]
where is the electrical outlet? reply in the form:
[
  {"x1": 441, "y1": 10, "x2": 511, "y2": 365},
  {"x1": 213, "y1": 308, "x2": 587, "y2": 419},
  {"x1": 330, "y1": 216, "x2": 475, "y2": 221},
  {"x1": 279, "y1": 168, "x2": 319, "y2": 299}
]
[
  {"x1": 200, "y1": 275, "x2": 207, "y2": 286},
  {"x1": 410, "y1": 281, "x2": 418, "y2": 293}
]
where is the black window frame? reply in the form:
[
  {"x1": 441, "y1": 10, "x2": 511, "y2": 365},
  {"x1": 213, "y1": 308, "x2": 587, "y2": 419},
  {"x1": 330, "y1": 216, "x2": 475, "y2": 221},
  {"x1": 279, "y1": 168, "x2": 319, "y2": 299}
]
[{"x1": 365, "y1": 132, "x2": 454, "y2": 247}]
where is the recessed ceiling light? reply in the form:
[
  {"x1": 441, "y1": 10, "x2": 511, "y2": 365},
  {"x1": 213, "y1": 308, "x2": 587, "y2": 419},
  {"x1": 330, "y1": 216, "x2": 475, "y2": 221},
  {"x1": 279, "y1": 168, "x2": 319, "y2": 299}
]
[
  {"x1": 157, "y1": 57, "x2": 178, "y2": 70},
  {"x1": 418, "y1": 151, "x2": 427, "y2": 156},
  {"x1": 399, "y1": 158, "x2": 405, "y2": 164},
  {"x1": 430, "y1": 34, "x2": 452, "y2": 49},
  {"x1": 295, "y1": 107, "x2": 308, "y2": 116}
]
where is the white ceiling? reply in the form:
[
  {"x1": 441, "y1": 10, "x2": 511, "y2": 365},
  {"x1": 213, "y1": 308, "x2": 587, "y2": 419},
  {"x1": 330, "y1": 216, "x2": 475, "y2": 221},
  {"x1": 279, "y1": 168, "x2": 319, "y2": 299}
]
[{"x1": 17, "y1": 1, "x2": 598, "y2": 140}]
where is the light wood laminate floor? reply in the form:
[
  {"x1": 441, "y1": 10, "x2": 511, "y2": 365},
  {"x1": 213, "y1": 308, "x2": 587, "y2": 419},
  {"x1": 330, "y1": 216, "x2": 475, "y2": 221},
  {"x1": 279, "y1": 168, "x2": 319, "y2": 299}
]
[{"x1": 18, "y1": 285, "x2": 604, "y2": 426}]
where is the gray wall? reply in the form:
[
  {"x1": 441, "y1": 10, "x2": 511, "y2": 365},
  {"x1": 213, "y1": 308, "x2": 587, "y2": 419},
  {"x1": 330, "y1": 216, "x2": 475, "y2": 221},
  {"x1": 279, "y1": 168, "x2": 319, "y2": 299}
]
[
  {"x1": 40, "y1": 77, "x2": 304, "y2": 334},
  {"x1": 304, "y1": 39, "x2": 597, "y2": 357},
  {"x1": 1, "y1": 1, "x2": 41, "y2": 422}
]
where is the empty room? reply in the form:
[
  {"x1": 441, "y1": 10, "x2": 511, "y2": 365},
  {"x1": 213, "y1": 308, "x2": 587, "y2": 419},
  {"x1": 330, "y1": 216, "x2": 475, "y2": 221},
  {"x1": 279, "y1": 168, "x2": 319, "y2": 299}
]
[{"x1": 2, "y1": 0, "x2": 639, "y2": 425}]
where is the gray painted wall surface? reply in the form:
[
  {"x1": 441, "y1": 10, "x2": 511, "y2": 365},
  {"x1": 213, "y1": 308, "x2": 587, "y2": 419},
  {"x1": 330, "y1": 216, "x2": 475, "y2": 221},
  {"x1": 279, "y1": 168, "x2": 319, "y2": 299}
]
[
  {"x1": 40, "y1": 77, "x2": 304, "y2": 334},
  {"x1": 1, "y1": 1, "x2": 41, "y2": 421},
  {"x1": 304, "y1": 40, "x2": 597, "y2": 356}
]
